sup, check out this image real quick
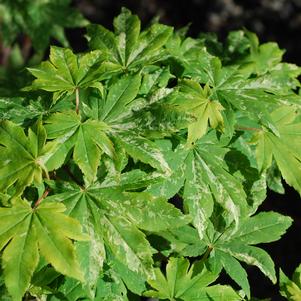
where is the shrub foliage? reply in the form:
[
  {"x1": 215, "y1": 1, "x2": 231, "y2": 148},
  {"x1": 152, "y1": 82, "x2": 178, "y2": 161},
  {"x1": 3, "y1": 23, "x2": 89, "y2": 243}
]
[{"x1": 0, "y1": 6, "x2": 300, "y2": 301}]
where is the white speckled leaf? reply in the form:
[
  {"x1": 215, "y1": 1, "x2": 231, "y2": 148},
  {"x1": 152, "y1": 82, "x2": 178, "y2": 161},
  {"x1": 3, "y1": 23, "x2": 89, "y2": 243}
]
[
  {"x1": 218, "y1": 243, "x2": 276, "y2": 283},
  {"x1": 47, "y1": 182, "x2": 184, "y2": 279},
  {"x1": 116, "y1": 132, "x2": 171, "y2": 174},
  {"x1": 189, "y1": 139, "x2": 248, "y2": 228}
]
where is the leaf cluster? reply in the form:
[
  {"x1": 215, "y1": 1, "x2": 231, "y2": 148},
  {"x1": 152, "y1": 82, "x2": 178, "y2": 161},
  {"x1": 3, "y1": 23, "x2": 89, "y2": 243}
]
[{"x1": 0, "y1": 7, "x2": 300, "y2": 301}]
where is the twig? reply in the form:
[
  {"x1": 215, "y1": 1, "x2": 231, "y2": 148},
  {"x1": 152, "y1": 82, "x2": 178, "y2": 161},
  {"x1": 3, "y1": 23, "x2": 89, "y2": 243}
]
[
  {"x1": 235, "y1": 125, "x2": 260, "y2": 132},
  {"x1": 33, "y1": 188, "x2": 50, "y2": 209}
]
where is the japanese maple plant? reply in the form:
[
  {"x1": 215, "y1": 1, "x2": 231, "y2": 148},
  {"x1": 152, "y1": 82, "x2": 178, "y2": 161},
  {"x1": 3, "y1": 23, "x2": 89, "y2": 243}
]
[{"x1": 0, "y1": 6, "x2": 300, "y2": 301}]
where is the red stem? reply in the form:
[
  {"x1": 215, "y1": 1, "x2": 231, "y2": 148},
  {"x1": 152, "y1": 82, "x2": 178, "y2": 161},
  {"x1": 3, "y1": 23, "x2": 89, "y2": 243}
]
[{"x1": 33, "y1": 188, "x2": 50, "y2": 209}]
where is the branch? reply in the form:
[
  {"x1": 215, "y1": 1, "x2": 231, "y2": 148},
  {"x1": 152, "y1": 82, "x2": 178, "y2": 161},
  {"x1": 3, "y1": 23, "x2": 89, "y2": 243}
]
[{"x1": 33, "y1": 188, "x2": 50, "y2": 209}]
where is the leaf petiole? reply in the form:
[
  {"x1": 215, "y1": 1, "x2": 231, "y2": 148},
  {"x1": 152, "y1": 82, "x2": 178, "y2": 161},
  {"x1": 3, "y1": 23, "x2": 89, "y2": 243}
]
[
  {"x1": 33, "y1": 188, "x2": 50, "y2": 209},
  {"x1": 75, "y1": 87, "x2": 80, "y2": 114}
]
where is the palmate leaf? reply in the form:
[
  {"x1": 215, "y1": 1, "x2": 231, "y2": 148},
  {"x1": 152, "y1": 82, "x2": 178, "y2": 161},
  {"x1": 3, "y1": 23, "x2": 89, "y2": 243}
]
[
  {"x1": 184, "y1": 55, "x2": 301, "y2": 134},
  {"x1": 0, "y1": 198, "x2": 88, "y2": 301},
  {"x1": 147, "y1": 133, "x2": 248, "y2": 239},
  {"x1": 165, "y1": 29, "x2": 210, "y2": 78},
  {"x1": 171, "y1": 79, "x2": 224, "y2": 143},
  {"x1": 0, "y1": 120, "x2": 58, "y2": 194},
  {"x1": 44, "y1": 110, "x2": 114, "y2": 184},
  {"x1": 82, "y1": 73, "x2": 192, "y2": 138},
  {"x1": 152, "y1": 213, "x2": 289, "y2": 297},
  {"x1": 87, "y1": 7, "x2": 173, "y2": 72},
  {"x1": 226, "y1": 28, "x2": 299, "y2": 93},
  {"x1": 25, "y1": 46, "x2": 107, "y2": 101},
  {"x1": 144, "y1": 257, "x2": 241, "y2": 301},
  {"x1": 94, "y1": 73, "x2": 142, "y2": 124},
  {"x1": 223, "y1": 30, "x2": 285, "y2": 76},
  {"x1": 203, "y1": 211, "x2": 292, "y2": 298},
  {"x1": 45, "y1": 181, "x2": 189, "y2": 295},
  {"x1": 80, "y1": 73, "x2": 172, "y2": 175},
  {"x1": 253, "y1": 106, "x2": 301, "y2": 195}
]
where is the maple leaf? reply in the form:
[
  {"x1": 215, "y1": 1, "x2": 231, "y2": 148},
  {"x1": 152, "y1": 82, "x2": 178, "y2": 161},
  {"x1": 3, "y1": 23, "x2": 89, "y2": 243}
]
[
  {"x1": 0, "y1": 199, "x2": 88, "y2": 301},
  {"x1": 25, "y1": 46, "x2": 106, "y2": 102},
  {"x1": 253, "y1": 106, "x2": 301, "y2": 195},
  {"x1": 45, "y1": 180, "x2": 190, "y2": 296},
  {"x1": 87, "y1": 8, "x2": 173, "y2": 72},
  {"x1": 0, "y1": 120, "x2": 57, "y2": 194},
  {"x1": 171, "y1": 79, "x2": 224, "y2": 143},
  {"x1": 146, "y1": 135, "x2": 248, "y2": 239},
  {"x1": 163, "y1": 211, "x2": 292, "y2": 298},
  {"x1": 144, "y1": 257, "x2": 241, "y2": 301},
  {"x1": 44, "y1": 110, "x2": 114, "y2": 184}
]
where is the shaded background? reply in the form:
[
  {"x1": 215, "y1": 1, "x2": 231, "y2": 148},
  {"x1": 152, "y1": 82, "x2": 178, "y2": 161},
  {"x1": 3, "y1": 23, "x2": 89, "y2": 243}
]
[{"x1": 65, "y1": 1, "x2": 301, "y2": 300}]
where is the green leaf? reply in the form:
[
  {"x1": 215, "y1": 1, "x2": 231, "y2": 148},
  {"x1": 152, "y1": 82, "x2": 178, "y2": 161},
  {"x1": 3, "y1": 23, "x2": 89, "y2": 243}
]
[
  {"x1": 254, "y1": 106, "x2": 301, "y2": 195},
  {"x1": 45, "y1": 111, "x2": 114, "y2": 183},
  {"x1": 99, "y1": 73, "x2": 141, "y2": 123},
  {"x1": 239, "y1": 30, "x2": 284, "y2": 75},
  {"x1": 0, "y1": 0, "x2": 88, "y2": 51},
  {"x1": 280, "y1": 264, "x2": 301, "y2": 300},
  {"x1": 87, "y1": 8, "x2": 173, "y2": 71},
  {"x1": 185, "y1": 136, "x2": 248, "y2": 235},
  {"x1": 46, "y1": 181, "x2": 188, "y2": 281},
  {"x1": 203, "y1": 211, "x2": 292, "y2": 296},
  {"x1": 95, "y1": 265, "x2": 129, "y2": 301},
  {"x1": 215, "y1": 250, "x2": 250, "y2": 298},
  {"x1": 0, "y1": 199, "x2": 87, "y2": 301},
  {"x1": 26, "y1": 46, "x2": 105, "y2": 101},
  {"x1": 233, "y1": 211, "x2": 293, "y2": 244},
  {"x1": 145, "y1": 257, "x2": 240, "y2": 301},
  {"x1": 0, "y1": 120, "x2": 56, "y2": 194},
  {"x1": 173, "y1": 79, "x2": 224, "y2": 143},
  {"x1": 188, "y1": 56, "x2": 300, "y2": 134},
  {"x1": 107, "y1": 252, "x2": 146, "y2": 295},
  {"x1": 116, "y1": 132, "x2": 171, "y2": 174}
]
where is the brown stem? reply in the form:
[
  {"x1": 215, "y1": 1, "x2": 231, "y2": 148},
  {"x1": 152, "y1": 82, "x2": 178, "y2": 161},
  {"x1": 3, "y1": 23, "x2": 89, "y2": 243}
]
[
  {"x1": 33, "y1": 188, "x2": 50, "y2": 209},
  {"x1": 75, "y1": 87, "x2": 80, "y2": 114},
  {"x1": 235, "y1": 126, "x2": 260, "y2": 132}
]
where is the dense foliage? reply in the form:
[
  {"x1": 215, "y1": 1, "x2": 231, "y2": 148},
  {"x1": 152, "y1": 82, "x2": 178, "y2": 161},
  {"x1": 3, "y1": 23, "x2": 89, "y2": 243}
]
[{"x1": 0, "y1": 5, "x2": 300, "y2": 301}]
